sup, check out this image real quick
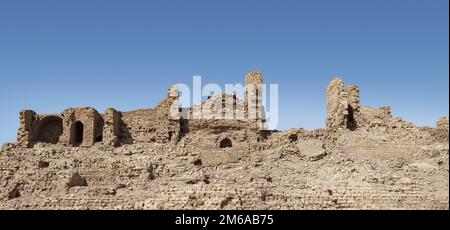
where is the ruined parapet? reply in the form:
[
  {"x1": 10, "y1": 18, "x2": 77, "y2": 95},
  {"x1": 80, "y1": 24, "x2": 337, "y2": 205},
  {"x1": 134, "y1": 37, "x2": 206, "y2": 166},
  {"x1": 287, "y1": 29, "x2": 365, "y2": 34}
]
[
  {"x1": 326, "y1": 78, "x2": 393, "y2": 130},
  {"x1": 1, "y1": 143, "x2": 14, "y2": 154},
  {"x1": 437, "y1": 117, "x2": 449, "y2": 130},
  {"x1": 358, "y1": 106, "x2": 393, "y2": 128},
  {"x1": 102, "y1": 108, "x2": 120, "y2": 146},
  {"x1": 197, "y1": 94, "x2": 223, "y2": 119},
  {"x1": 431, "y1": 116, "x2": 449, "y2": 142},
  {"x1": 116, "y1": 86, "x2": 182, "y2": 145},
  {"x1": 16, "y1": 110, "x2": 38, "y2": 147},
  {"x1": 191, "y1": 93, "x2": 242, "y2": 120},
  {"x1": 190, "y1": 71, "x2": 266, "y2": 129},
  {"x1": 346, "y1": 85, "x2": 360, "y2": 111},
  {"x1": 154, "y1": 86, "x2": 182, "y2": 143},
  {"x1": 156, "y1": 85, "x2": 181, "y2": 120},
  {"x1": 59, "y1": 108, "x2": 102, "y2": 147},
  {"x1": 168, "y1": 85, "x2": 179, "y2": 99}
]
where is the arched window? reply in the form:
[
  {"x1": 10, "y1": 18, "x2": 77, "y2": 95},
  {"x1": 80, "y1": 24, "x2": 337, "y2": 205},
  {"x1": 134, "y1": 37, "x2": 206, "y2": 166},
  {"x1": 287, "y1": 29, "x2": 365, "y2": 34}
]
[{"x1": 219, "y1": 138, "x2": 233, "y2": 148}]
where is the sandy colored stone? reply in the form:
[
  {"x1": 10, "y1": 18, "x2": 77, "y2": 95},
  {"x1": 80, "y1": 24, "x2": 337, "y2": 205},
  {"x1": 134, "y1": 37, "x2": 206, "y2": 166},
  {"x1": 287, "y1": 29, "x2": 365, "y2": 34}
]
[{"x1": 0, "y1": 73, "x2": 448, "y2": 210}]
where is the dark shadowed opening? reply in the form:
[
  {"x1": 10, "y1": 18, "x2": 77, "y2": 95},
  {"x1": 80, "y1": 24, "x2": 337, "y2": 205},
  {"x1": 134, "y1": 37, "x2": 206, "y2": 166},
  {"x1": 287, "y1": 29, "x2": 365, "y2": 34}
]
[
  {"x1": 347, "y1": 105, "x2": 357, "y2": 131},
  {"x1": 72, "y1": 121, "x2": 84, "y2": 146},
  {"x1": 95, "y1": 135, "x2": 103, "y2": 143},
  {"x1": 35, "y1": 116, "x2": 63, "y2": 144},
  {"x1": 288, "y1": 134, "x2": 298, "y2": 143},
  {"x1": 219, "y1": 138, "x2": 233, "y2": 148},
  {"x1": 168, "y1": 131, "x2": 173, "y2": 142}
]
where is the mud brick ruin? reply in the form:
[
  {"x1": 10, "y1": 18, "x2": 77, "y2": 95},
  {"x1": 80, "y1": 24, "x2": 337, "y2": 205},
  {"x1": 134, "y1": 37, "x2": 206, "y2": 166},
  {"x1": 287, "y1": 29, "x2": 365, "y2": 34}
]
[
  {"x1": 13, "y1": 72, "x2": 266, "y2": 152},
  {"x1": 1, "y1": 71, "x2": 448, "y2": 210}
]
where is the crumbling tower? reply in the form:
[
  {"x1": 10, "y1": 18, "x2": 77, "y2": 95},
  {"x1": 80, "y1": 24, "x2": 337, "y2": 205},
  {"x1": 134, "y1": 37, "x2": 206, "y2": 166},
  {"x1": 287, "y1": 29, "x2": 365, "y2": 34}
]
[
  {"x1": 154, "y1": 85, "x2": 181, "y2": 143},
  {"x1": 326, "y1": 77, "x2": 396, "y2": 130},
  {"x1": 102, "y1": 108, "x2": 120, "y2": 147},
  {"x1": 17, "y1": 110, "x2": 37, "y2": 147},
  {"x1": 326, "y1": 77, "x2": 361, "y2": 130},
  {"x1": 244, "y1": 71, "x2": 266, "y2": 129}
]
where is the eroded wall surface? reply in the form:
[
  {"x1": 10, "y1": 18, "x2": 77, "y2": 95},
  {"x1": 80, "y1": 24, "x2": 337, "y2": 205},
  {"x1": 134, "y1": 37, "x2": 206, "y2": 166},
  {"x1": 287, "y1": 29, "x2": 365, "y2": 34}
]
[{"x1": 1, "y1": 73, "x2": 448, "y2": 210}]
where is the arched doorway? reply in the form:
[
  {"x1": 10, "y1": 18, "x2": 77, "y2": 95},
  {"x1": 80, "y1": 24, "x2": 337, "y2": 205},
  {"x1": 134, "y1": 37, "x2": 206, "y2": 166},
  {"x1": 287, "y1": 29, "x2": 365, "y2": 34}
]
[
  {"x1": 71, "y1": 121, "x2": 84, "y2": 146},
  {"x1": 35, "y1": 116, "x2": 63, "y2": 144},
  {"x1": 219, "y1": 138, "x2": 233, "y2": 148}
]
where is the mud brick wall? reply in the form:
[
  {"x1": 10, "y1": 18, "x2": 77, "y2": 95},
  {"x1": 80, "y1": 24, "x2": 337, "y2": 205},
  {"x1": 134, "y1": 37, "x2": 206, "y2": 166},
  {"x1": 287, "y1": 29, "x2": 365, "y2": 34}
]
[
  {"x1": 2, "y1": 73, "x2": 447, "y2": 210},
  {"x1": 120, "y1": 109, "x2": 160, "y2": 143},
  {"x1": 17, "y1": 110, "x2": 37, "y2": 147},
  {"x1": 103, "y1": 108, "x2": 120, "y2": 146},
  {"x1": 59, "y1": 108, "x2": 102, "y2": 147}
]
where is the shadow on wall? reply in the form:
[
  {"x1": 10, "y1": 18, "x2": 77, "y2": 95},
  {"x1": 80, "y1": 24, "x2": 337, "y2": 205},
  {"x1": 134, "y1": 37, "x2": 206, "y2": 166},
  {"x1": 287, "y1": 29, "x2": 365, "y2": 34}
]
[
  {"x1": 219, "y1": 138, "x2": 233, "y2": 148},
  {"x1": 179, "y1": 118, "x2": 190, "y2": 140},
  {"x1": 118, "y1": 121, "x2": 134, "y2": 145},
  {"x1": 71, "y1": 121, "x2": 84, "y2": 147},
  {"x1": 347, "y1": 105, "x2": 357, "y2": 131},
  {"x1": 33, "y1": 116, "x2": 63, "y2": 145}
]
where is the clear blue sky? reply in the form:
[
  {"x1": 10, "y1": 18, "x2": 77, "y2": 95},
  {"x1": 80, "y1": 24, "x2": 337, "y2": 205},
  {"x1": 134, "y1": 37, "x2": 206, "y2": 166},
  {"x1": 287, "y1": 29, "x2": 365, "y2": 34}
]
[{"x1": 0, "y1": 0, "x2": 448, "y2": 145}]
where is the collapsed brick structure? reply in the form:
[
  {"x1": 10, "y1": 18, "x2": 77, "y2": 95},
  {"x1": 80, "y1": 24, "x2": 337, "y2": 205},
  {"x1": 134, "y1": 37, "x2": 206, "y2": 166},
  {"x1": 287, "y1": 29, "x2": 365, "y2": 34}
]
[
  {"x1": 17, "y1": 108, "x2": 103, "y2": 148},
  {"x1": 326, "y1": 77, "x2": 393, "y2": 130},
  {"x1": 1, "y1": 72, "x2": 448, "y2": 210},
  {"x1": 15, "y1": 72, "x2": 266, "y2": 149}
]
